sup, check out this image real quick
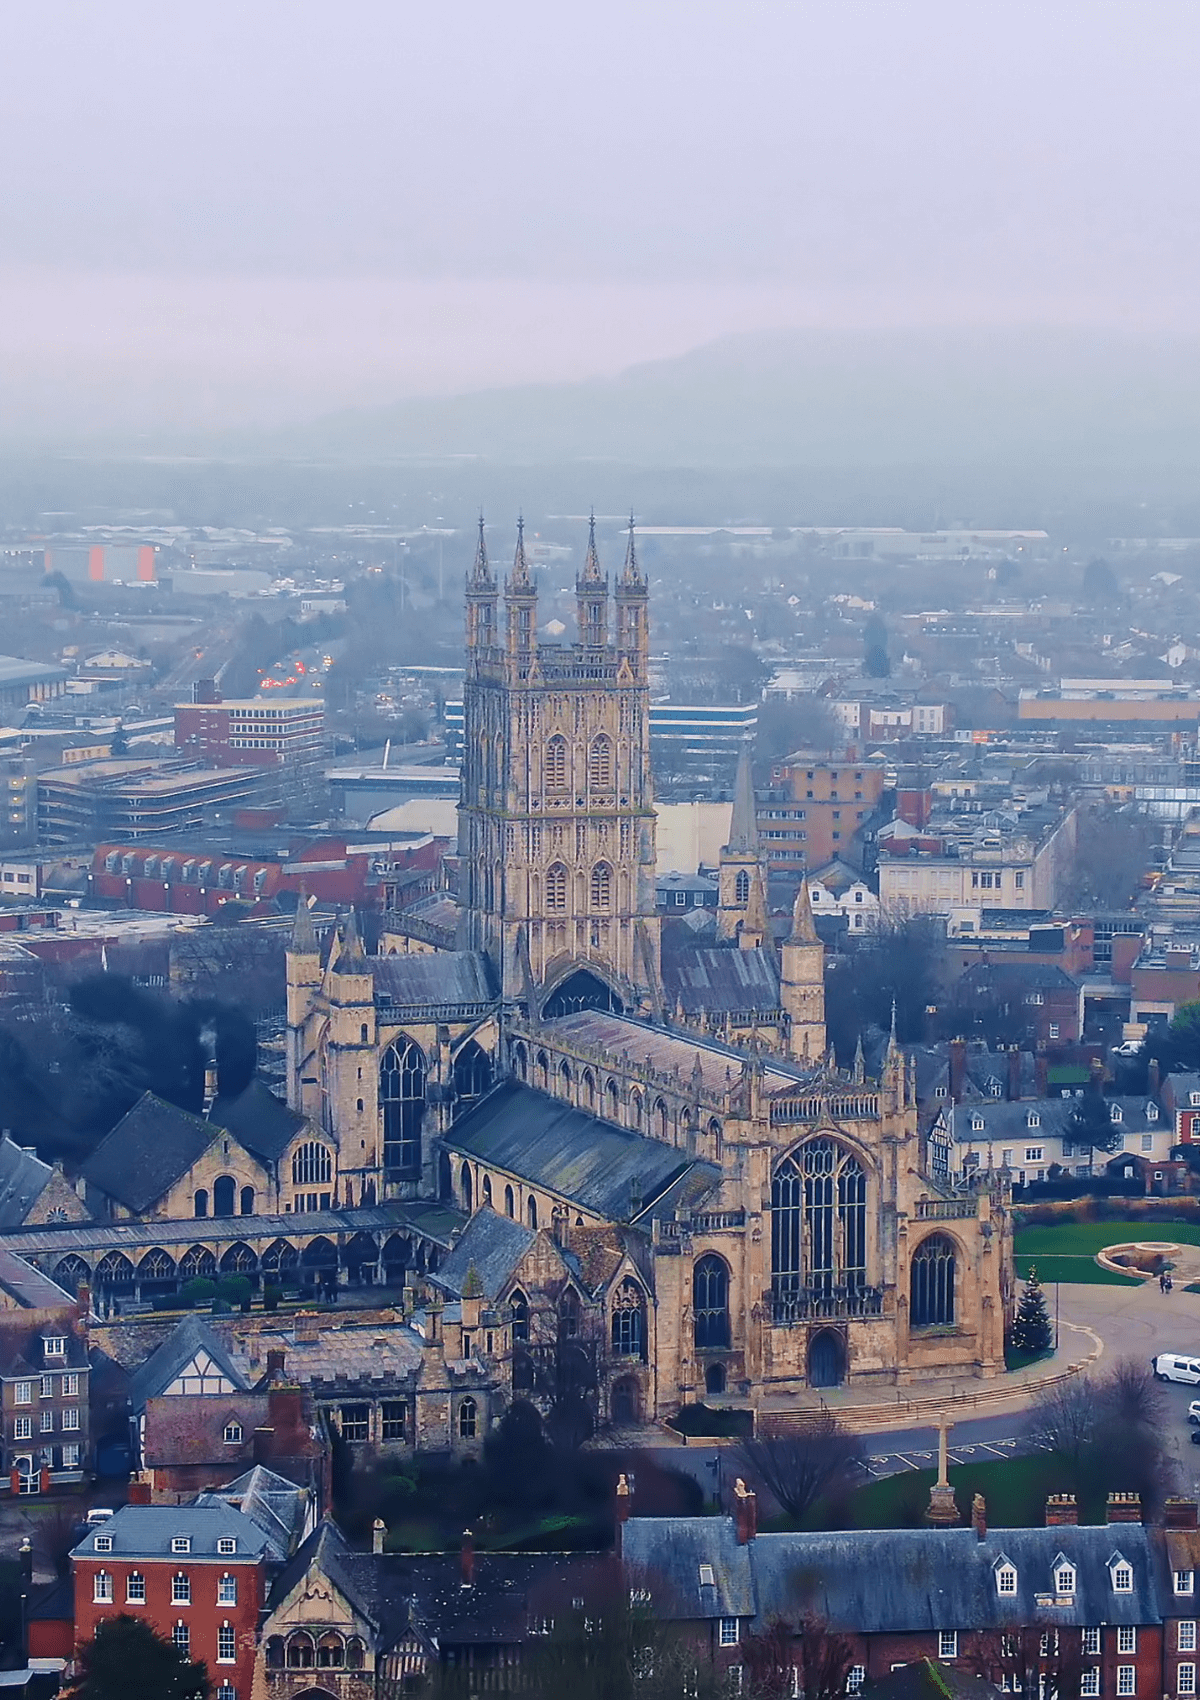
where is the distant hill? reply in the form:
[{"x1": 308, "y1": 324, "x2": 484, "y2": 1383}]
[{"x1": 235, "y1": 325, "x2": 1200, "y2": 471}]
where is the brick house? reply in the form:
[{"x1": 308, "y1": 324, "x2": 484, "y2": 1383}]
[
  {"x1": 72, "y1": 1502, "x2": 273, "y2": 1700},
  {"x1": 0, "y1": 1308, "x2": 91, "y2": 1489},
  {"x1": 622, "y1": 1490, "x2": 1165, "y2": 1700}
]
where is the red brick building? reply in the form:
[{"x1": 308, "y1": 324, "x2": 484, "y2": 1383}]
[
  {"x1": 73, "y1": 1502, "x2": 271, "y2": 1700},
  {"x1": 761, "y1": 752, "x2": 887, "y2": 872}
]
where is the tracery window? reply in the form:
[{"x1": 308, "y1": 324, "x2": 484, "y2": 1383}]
[
  {"x1": 589, "y1": 735, "x2": 612, "y2": 790},
  {"x1": 771, "y1": 1138, "x2": 867, "y2": 1298},
  {"x1": 693, "y1": 1254, "x2": 731, "y2": 1348},
  {"x1": 611, "y1": 1278, "x2": 645, "y2": 1358},
  {"x1": 910, "y1": 1234, "x2": 956, "y2": 1327},
  {"x1": 546, "y1": 863, "x2": 568, "y2": 912},
  {"x1": 591, "y1": 862, "x2": 612, "y2": 910},
  {"x1": 735, "y1": 869, "x2": 751, "y2": 904},
  {"x1": 292, "y1": 1142, "x2": 333, "y2": 1187},
  {"x1": 381, "y1": 1038, "x2": 425, "y2": 1173},
  {"x1": 545, "y1": 736, "x2": 568, "y2": 791}
]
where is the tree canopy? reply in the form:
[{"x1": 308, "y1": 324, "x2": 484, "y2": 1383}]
[{"x1": 65, "y1": 1615, "x2": 209, "y2": 1700}]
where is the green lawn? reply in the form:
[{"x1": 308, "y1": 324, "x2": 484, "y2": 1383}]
[
  {"x1": 851, "y1": 1456, "x2": 1093, "y2": 1530},
  {"x1": 1013, "y1": 1219, "x2": 1200, "y2": 1285}
]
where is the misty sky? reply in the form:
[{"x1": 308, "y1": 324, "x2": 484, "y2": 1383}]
[{"x1": 2, "y1": 0, "x2": 1198, "y2": 435}]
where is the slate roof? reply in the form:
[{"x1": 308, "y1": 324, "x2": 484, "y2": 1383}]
[
  {"x1": 372, "y1": 951, "x2": 496, "y2": 1010},
  {"x1": 196, "y1": 1465, "x2": 313, "y2": 1562},
  {"x1": 0, "y1": 1249, "x2": 74, "y2": 1310},
  {"x1": 623, "y1": 1518, "x2": 1160, "y2": 1632},
  {"x1": 433, "y1": 1208, "x2": 536, "y2": 1302},
  {"x1": 444, "y1": 1081, "x2": 720, "y2": 1221},
  {"x1": 71, "y1": 1501, "x2": 272, "y2": 1562},
  {"x1": 661, "y1": 945, "x2": 781, "y2": 1016},
  {"x1": 541, "y1": 1010, "x2": 806, "y2": 1095},
  {"x1": 127, "y1": 1313, "x2": 250, "y2": 1413},
  {"x1": 141, "y1": 1391, "x2": 275, "y2": 1469},
  {"x1": 209, "y1": 1078, "x2": 306, "y2": 1163},
  {"x1": 80, "y1": 1092, "x2": 220, "y2": 1213},
  {"x1": 0, "y1": 1138, "x2": 53, "y2": 1228},
  {"x1": 950, "y1": 1096, "x2": 1162, "y2": 1147}
]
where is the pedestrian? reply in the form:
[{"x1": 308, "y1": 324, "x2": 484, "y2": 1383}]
[{"x1": 1161, "y1": 1271, "x2": 1168, "y2": 1293}]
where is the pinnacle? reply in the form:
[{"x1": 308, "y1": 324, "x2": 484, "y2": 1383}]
[
  {"x1": 726, "y1": 744, "x2": 759, "y2": 853},
  {"x1": 788, "y1": 877, "x2": 820, "y2": 945}
]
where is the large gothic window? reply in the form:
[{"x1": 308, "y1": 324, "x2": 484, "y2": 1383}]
[
  {"x1": 591, "y1": 862, "x2": 612, "y2": 910},
  {"x1": 545, "y1": 736, "x2": 568, "y2": 792},
  {"x1": 693, "y1": 1254, "x2": 730, "y2": 1348},
  {"x1": 589, "y1": 735, "x2": 612, "y2": 790},
  {"x1": 292, "y1": 1142, "x2": 333, "y2": 1187},
  {"x1": 381, "y1": 1038, "x2": 425, "y2": 1174},
  {"x1": 611, "y1": 1279, "x2": 645, "y2": 1358},
  {"x1": 546, "y1": 863, "x2": 568, "y2": 912},
  {"x1": 910, "y1": 1234, "x2": 956, "y2": 1327},
  {"x1": 735, "y1": 869, "x2": 751, "y2": 904},
  {"x1": 452, "y1": 1040, "x2": 492, "y2": 1118},
  {"x1": 771, "y1": 1139, "x2": 867, "y2": 1299}
]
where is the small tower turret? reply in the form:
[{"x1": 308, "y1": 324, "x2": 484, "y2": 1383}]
[
  {"x1": 505, "y1": 516, "x2": 538, "y2": 664},
  {"x1": 576, "y1": 510, "x2": 608, "y2": 649},
  {"x1": 781, "y1": 877, "x2": 826, "y2": 1062},
  {"x1": 614, "y1": 515, "x2": 648, "y2": 673},
  {"x1": 718, "y1": 744, "x2": 763, "y2": 941},
  {"x1": 465, "y1": 514, "x2": 498, "y2": 656}
]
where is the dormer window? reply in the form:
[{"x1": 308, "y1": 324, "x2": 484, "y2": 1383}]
[
  {"x1": 1190, "y1": 1093, "x2": 1200, "y2": 1109},
  {"x1": 996, "y1": 1560, "x2": 1018, "y2": 1596},
  {"x1": 698, "y1": 1564, "x2": 716, "y2": 1588},
  {"x1": 935, "y1": 1085, "x2": 947, "y2": 1098},
  {"x1": 223, "y1": 1422, "x2": 242, "y2": 1444},
  {"x1": 989, "y1": 1082, "x2": 1002, "y2": 1098},
  {"x1": 1111, "y1": 1558, "x2": 1133, "y2": 1593},
  {"x1": 971, "y1": 1115, "x2": 985, "y2": 1133},
  {"x1": 1054, "y1": 1561, "x2": 1077, "y2": 1596},
  {"x1": 217, "y1": 1537, "x2": 236, "y2": 1555},
  {"x1": 94, "y1": 1535, "x2": 112, "y2": 1553},
  {"x1": 1147, "y1": 1104, "x2": 1159, "y2": 1122},
  {"x1": 1176, "y1": 1570, "x2": 1194, "y2": 1595},
  {"x1": 1110, "y1": 1106, "x2": 1123, "y2": 1123},
  {"x1": 1026, "y1": 1112, "x2": 1040, "y2": 1128},
  {"x1": 43, "y1": 1337, "x2": 65, "y2": 1358},
  {"x1": 171, "y1": 1536, "x2": 191, "y2": 1555}
]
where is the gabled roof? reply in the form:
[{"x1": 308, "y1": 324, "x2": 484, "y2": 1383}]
[
  {"x1": 81, "y1": 1092, "x2": 222, "y2": 1213},
  {"x1": 72, "y1": 1501, "x2": 272, "y2": 1563},
  {"x1": 0, "y1": 1137, "x2": 53, "y2": 1228},
  {"x1": 127, "y1": 1313, "x2": 250, "y2": 1412},
  {"x1": 209, "y1": 1078, "x2": 306, "y2": 1163},
  {"x1": 620, "y1": 1515, "x2": 755, "y2": 1619},
  {"x1": 444, "y1": 1081, "x2": 719, "y2": 1222},
  {"x1": 661, "y1": 945, "x2": 781, "y2": 1016},
  {"x1": 372, "y1": 951, "x2": 496, "y2": 1010},
  {"x1": 433, "y1": 1207, "x2": 536, "y2": 1302},
  {"x1": 195, "y1": 1465, "x2": 313, "y2": 1562}
]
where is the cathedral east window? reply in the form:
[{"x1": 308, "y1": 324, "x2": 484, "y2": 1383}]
[
  {"x1": 693, "y1": 1255, "x2": 731, "y2": 1349},
  {"x1": 771, "y1": 1139, "x2": 867, "y2": 1299}
]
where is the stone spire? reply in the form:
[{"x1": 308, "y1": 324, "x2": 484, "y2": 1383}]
[
  {"x1": 576, "y1": 510, "x2": 608, "y2": 648},
  {"x1": 727, "y1": 744, "x2": 759, "y2": 853},
  {"x1": 781, "y1": 876, "x2": 826, "y2": 1064},
  {"x1": 333, "y1": 907, "x2": 367, "y2": 972},
  {"x1": 469, "y1": 512, "x2": 494, "y2": 588},
  {"x1": 510, "y1": 513, "x2": 532, "y2": 586},
  {"x1": 788, "y1": 876, "x2": 819, "y2": 944},
  {"x1": 739, "y1": 864, "x2": 771, "y2": 952},
  {"x1": 505, "y1": 515, "x2": 537, "y2": 659},
  {"x1": 581, "y1": 510, "x2": 604, "y2": 582},
  {"x1": 465, "y1": 513, "x2": 498, "y2": 653},
  {"x1": 620, "y1": 511, "x2": 645, "y2": 588},
  {"x1": 288, "y1": 890, "x2": 317, "y2": 955}
]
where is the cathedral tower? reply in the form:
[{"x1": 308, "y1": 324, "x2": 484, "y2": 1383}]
[
  {"x1": 718, "y1": 745, "x2": 764, "y2": 940},
  {"x1": 458, "y1": 517, "x2": 661, "y2": 1010}
]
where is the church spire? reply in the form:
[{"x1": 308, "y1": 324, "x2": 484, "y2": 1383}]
[
  {"x1": 582, "y1": 510, "x2": 603, "y2": 582},
  {"x1": 505, "y1": 515, "x2": 537, "y2": 660},
  {"x1": 788, "y1": 876, "x2": 819, "y2": 944},
  {"x1": 466, "y1": 513, "x2": 498, "y2": 653},
  {"x1": 288, "y1": 889, "x2": 317, "y2": 955},
  {"x1": 620, "y1": 511, "x2": 645, "y2": 588},
  {"x1": 614, "y1": 511, "x2": 648, "y2": 669},
  {"x1": 510, "y1": 514, "x2": 532, "y2": 586},
  {"x1": 728, "y1": 744, "x2": 759, "y2": 853},
  {"x1": 469, "y1": 512, "x2": 494, "y2": 588},
  {"x1": 576, "y1": 509, "x2": 608, "y2": 647}
]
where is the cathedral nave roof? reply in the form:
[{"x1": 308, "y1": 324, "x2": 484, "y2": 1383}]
[
  {"x1": 444, "y1": 1080, "x2": 720, "y2": 1223},
  {"x1": 661, "y1": 943, "x2": 781, "y2": 1016},
  {"x1": 372, "y1": 950, "x2": 496, "y2": 1011},
  {"x1": 539, "y1": 1009, "x2": 808, "y2": 1096}
]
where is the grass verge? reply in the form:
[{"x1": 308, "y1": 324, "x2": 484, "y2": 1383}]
[{"x1": 851, "y1": 1455, "x2": 1082, "y2": 1530}]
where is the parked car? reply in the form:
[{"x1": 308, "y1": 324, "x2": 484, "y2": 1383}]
[
  {"x1": 1153, "y1": 1353, "x2": 1200, "y2": 1384},
  {"x1": 1188, "y1": 1401, "x2": 1200, "y2": 1425}
]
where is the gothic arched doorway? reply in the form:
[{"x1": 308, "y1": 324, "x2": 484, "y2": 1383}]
[
  {"x1": 611, "y1": 1376, "x2": 640, "y2": 1424},
  {"x1": 542, "y1": 968, "x2": 623, "y2": 1020},
  {"x1": 807, "y1": 1328, "x2": 846, "y2": 1389}
]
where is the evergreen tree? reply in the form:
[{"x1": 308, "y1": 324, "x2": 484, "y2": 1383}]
[
  {"x1": 1011, "y1": 1265, "x2": 1053, "y2": 1356},
  {"x1": 66, "y1": 1615, "x2": 208, "y2": 1700}
]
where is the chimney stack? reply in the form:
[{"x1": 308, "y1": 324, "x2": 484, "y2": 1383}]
[
  {"x1": 1165, "y1": 1498, "x2": 1200, "y2": 1531},
  {"x1": 972, "y1": 1493, "x2": 988, "y2": 1540},
  {"x1": 1106, "y1": 1492, "x2": 1143, "y2": 1524},
  {"x1": 1149, "y1": 1056, "x2": 1162, "y2": 1097},
  {"x1": 461, "y1": 1528, "x2": 475, "y2": 1587},
  {"x1": 949, "y1": 1038, "x2": 967, "y2": 1104},
  {"x1": 266, "y1": 1348, "x2": 287, "y2": 1379},
  {"x1": 1007, "y1": 1047, "x2": 1022, "y2": 1102},
  {"x1": 372, "y1": 1518, "x2": 386, "y2": 1555},
  {"x1": 1045, "y1": 1494, "x2": 1078, "y2": 1527},
  {"x1": 1035, "y1": 1054, "x2": 1049, "y2": 1098},
  {"x1": 127, "y1": 1478, "x2": 152, "y2": 1505},
  {"x1": 734, "y1": 1477, "x2": 758, "y2": 1545}
]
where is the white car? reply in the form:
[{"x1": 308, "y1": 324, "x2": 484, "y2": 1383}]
[
  {"x1": 1153, "y1": 1353, "x2": 1200, "y2": 1385},
  {"x1": 1188, "y1": 1402, "x2": 1200, "y2": 1425},
  {"x1": 1113, "y1": 1040, "x2": 1144, "y2": 1057}
]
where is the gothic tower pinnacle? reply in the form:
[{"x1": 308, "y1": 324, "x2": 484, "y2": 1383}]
[
  {"x1": 465, "y1": 513, "x2": 498, "y2": 655},
  {"x1": 718, "y1": 743, "x2": 765, "y2": 940},
  {"x1": 505, "y1": 516, "x2": 537, "y2": 661},
  {"x1": 576, "y1": 510, "x2": 609, "y2": 649},
  {"x1": 780, "y1": 877, "x2": 826, "y2": 1062}
]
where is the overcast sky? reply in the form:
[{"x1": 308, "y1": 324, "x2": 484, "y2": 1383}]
[{"x1": 2, "y1": 0, "x2": 1198, "y2": 434}]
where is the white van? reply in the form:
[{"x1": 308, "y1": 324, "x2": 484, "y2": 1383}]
[{"x1": 1153, "y1": 1353, "x2": 1200, "y2": 1384}]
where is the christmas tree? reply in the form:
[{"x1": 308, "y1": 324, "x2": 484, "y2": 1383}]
[{"x1": 1010, "y1": 1264, "x2": 1053, "y2": 1355}]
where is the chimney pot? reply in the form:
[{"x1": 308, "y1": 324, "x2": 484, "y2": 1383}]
[
  {"x1": 372, "y1": 1518, "x2": 386, "y2": 1555},
  {"x1": 1045, "y1": 1494, "x2": 1078, "y2": 1527},
  {"x1": 972, "y1": 1493, "x2": 987, "y2": 1540},
  {"x1": 266, "y1": 1348, "x2": 286, "y2": 1378}
]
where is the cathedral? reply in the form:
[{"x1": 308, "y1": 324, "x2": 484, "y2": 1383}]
[{"x1": 286, "y1": 518, "x2": 1014, "y2": 1429}]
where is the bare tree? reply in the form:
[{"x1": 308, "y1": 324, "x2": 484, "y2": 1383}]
[
  {"x1": 737, "y1": 1415, "x2": 864, "y2": 1525},
  {"x1": 973, "y1": 1624, "x2": 1084, "y2": 1700},
  {"x1": 1023, "y1": 1374, "x2": 1098, "y2": 1471},
  {"x1": 1023, "y1": 1359, "x2": 1176, "y2": 1515}
]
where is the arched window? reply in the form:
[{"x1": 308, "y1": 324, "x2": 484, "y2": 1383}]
[
  {"x1": 546, "y1": 863, "x2": 568, "y2": 912},
  {"x1": 346, "y1": 1638, "x2": 366, "y2": 1670},
  {"x1": 510, "y1": 1288, "x2": 530, "y2": 1342},
  {"x1": 535, "y1": 1050, "x2": 549, "y2": 1089},
  {"x1": 287, "y1": 1633, "x2": 315, "y2": 1669},
  {"x1": 527, "y1": 1195, "x2": 538, "y2": 1230},
  {"x1": 654, "y1": 1098, "x2": 669, "y2": 1140},
  {"x1": 265, "y1": 1637, "x2": 284, "y2": 1669},
  {"x1": 559, "y1": 1059, "x2": 572, "y2": 1097},
  {"x1": 213, "y1": 1176, "x2": 235, "y2": 1218},
  {"x1": 482, "y1": 1174, "x2": 492, "y2": 1206},
  {"x1": 612, "y1": 1278, "x2": 645, "y2": 1358},
  {"x1": 582, "y1": 1070, "x2": 596, "y2": 1109},
  {"x1": 589, "y1": 734, "x2": 612, "y2": 790},
  {"x1": 910, "y1": 1234, "x2": 956, "y2": 1328},
  {"x1": 693, "y1": 1255, "x2": 731, "y2": 1349},
  {"x1": 512, "y1": 1041, "x2": 528, "y2": 1082},
  {"x1": 606, "y1": 1078, "x2": 620, "y2": 1121},
  {"x1": 317, "y1": 1633, "x2": 345, "y2": 1668},
  {"x1": 504, "y1": 1184, "x2": 515, "y2": 1218},
  {"x1": 630, "y1": 1092, "x2": 644, "y2": 1132},
  {"x1": 193, "y1": 1190, "x2": 208, "y2": 1218},
  {"x1": 459, "y1": 1397, "x2": 477, "y2": 1439},
  {"x1": 452, "y1": 1041, "x2": 492, "y2": 1117},
  {"x1": 735, "y1": 869, "x2": 751, "y2": 905},
  {"x1": 461, "y1": 1164, "x2": 473, "y2": 1213},
  {"x1": 545, "y1": 736, "x2": 568, "y2": 791},
  {"x1": 771, "y1": 1139, "x2": 867, "y2": 1299},
  {"x1": 706, "y1": 1362, "x2": 726, "y2": 1396},
  {"x1": 380, "y1": 1038, "x2": 425, "y2": 1174},
  {"x1": 240, "y1": 1186, "x2": 255, "y2": 1216},
  {"x1": 591, "y1": 863, "x2": 612, "y2": 910},
  {"x1": 559, "y1": 1288, "x2": 580, "y2": 1338},
  {"x1": 292, "y1": 1143, "x2": 333, "y2": 1187}
]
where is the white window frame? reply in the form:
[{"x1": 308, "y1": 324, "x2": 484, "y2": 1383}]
[
  {"x1": 1080, "y1": 1672, "x2": 1100, "y2": 1697},
  {"x1": 996, "y1": 1563, "x2": 1018, "y2": 1595},
  {"x1": 172, "y1": 1572, "x2": 191, "y2": 1604},
  {"x1": 1117, "y1": 1666, "x2": 1136, "y2": 1696},
  {"x1": 38, "y1": 1375, "x2": 53, "y2": 1399},
  {"x1": 848, "y1": 1669, "x2": 866, "y2": 1694},
  {"x1": 63, "y1": 1372, "x2": 78, "y2": 1397},
  {"x1": 62, "y1": 1407, "x2": 79, "y2": 1431},
  {"x1": 939, "y1": 1632, "x2": 958, "y2": 1659},
  {"x1": 1055, "y1": 1565, "x2": 1076, "y2": 1596},
  {"x1": 217, "y1": 1622, "x2": 236, "y2": 1664},
  {"x1": 1178, "y1": 1573, "x2": 1196, "y2": 1597},
  {"x1": 1118, "y1": 1627, "x2": 1137, "y2": 1655},
  {"x1": 720, "y1": 1617, "x2": 739, "y2": 1647},
  {"x1": 13, "y1": 1416, "x2": 31, "y2": 1440},
  {"x1": 1181, "y1": 1624, "x2": 1198, "y2": 1653},
  {"x1": 93, "y1": 1535, "x2": 112, "y2": 1553},
  {"x1": 217, "y1": 1536, "x2": 237, "y2": 1555},
  {"x1": 125, "y1": 1572, "x2": 145, "y2": 1604},
  {"x1": 218, "y1": 1573, "x2": 237, "y2": 1605},
  {"x1": 61, "y1": 1443, "x2": 80, "y2": 1468},
  {"x1": 1181, "y1": 1665, "x2": 1197, "y2": 1697},
  {"x1": 171, "y1": 1536, "x2": 192, "y2": 1554},
  {"x1": 1113, "y1": 1563, "x2": 1134, "y2": 1593},
  {"x1": 13, "y1": 1381, "x2": 29, "y2": 1405},
  {"x1": 1083, "y1": 1628, "x2": 1102, "y2": 1656},
  {"x1": 93, "y1": 1570, "x2": 112, "y2": 1603},
  {"x1": 43, "y1": 1336, "x2": 65, "y2": 1358}
]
